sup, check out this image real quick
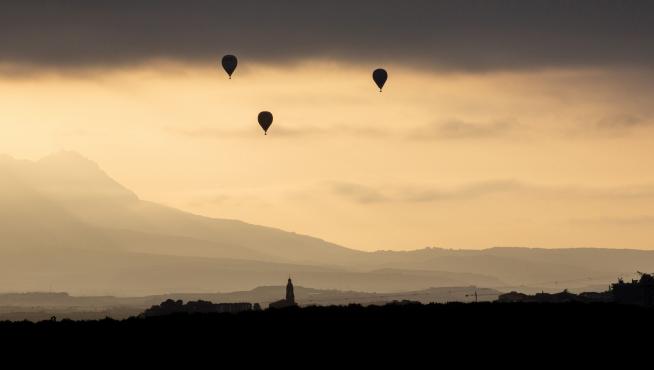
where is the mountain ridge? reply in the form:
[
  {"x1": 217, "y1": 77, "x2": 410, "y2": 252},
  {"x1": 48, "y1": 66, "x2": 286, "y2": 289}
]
[
  {"x1": 1, "y1": 151, "x2": 654, "y2": 295},
  {"x1": 0, "y1": 151, "x2": 366, "y2": 265}
]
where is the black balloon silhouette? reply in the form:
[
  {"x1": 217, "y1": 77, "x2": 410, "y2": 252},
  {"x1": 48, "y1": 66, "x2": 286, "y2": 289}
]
[
  {"x1": 222, "y1": 55, "x2": 238, "y2": 79},
  {"x1": 372, "y1": 68, "x2": 388, "y2": 92},
  {"x1": 258, "y1": 111, "x2": 273, "y2": 135}
]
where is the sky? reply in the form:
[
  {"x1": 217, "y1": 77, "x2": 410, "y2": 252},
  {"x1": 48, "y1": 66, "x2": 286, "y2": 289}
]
[{"x1": 2, "y1": 1, "x2": 654, "y2": 251}]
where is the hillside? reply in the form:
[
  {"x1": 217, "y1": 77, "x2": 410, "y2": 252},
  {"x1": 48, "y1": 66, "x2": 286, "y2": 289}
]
[{"x1": 1, "y1": 152, "x2": 654, "y2": 295}]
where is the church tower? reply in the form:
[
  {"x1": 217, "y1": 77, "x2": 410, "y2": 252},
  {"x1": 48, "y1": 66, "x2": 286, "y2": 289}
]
[
  {"x1": 268, "y1": 276, "x2": 298, "y2": 309},
  {"x1": 286, "y1": 276, "x2": 295, "y2": 304}
]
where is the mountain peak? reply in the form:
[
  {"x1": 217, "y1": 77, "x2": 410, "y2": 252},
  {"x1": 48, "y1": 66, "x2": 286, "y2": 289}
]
[
  {"x1": 38, "y1": 150, "x2": 100, "y2": 170},
  {"x1": 1, "y1": 151, "x2": 138, "y2": 204}
]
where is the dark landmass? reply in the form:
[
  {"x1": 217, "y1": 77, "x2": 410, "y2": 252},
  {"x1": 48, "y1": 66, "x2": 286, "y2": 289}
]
[
  {"x1": 499, "y1": 290, "x2": 613, "y2": 303},
  {"x1": 499, "y1": 272, "x2": 654, "y2": 305},
  {"x1": 3, "y1": 303, "x2": 653, "y2": 357}
]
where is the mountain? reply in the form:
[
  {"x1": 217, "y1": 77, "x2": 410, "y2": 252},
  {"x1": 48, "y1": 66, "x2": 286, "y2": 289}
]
[
  {"x1": 0, "y1": 154, "x2": 116, "y2": 252},
  {"x1": 0, "y1": 151, "x2": 363, "y2": 264},
  {"x1": 1, "y1": 151, "x2": 654, "y2": 295},
  {"x1": 0, "y1": 152, "x2": 498, "y2": 294}
]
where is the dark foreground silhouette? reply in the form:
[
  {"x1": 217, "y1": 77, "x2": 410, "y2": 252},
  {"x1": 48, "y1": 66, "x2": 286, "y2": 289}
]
[
  {"x1": 3, "y1": 302, "x2": 653, "y2": 358},
  {"x1": 499, "y1": 271, "x2": 654, "y2": 305}
]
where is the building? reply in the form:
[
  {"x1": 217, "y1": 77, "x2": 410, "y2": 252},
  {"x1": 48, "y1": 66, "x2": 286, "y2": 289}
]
[
  {"x1": 268, "y1": 277, "x2": 298, "y2": 309},
  {"x1": 142, "y1": 299, "x2": 253, "y2": 317}
]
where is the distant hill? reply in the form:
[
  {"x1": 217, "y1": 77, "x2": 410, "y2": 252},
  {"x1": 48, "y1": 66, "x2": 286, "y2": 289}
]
[
  {"x1": 1, "y1": 152, "x2": 654, "y2": 295},
  {"x1": 362, "y1": 247, "x2": 654, "y2": 292},
  {"x1": 0, "y1": 285, "x2": 501, "y2": 321},
  {"x1": 0, "y1": 286, "x2": 500, "y2": 308},
  {"x1": 0, "y1": 246, "x2": 502, "y2": 295},
  {"x1": 151, "y1": 285, "x2": 501, "y2": 307}
]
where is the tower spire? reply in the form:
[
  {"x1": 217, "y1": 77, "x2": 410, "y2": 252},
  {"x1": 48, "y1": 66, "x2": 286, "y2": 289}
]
[{"x1": 286, "y1": 275, "x2": 295, "y2": 304}]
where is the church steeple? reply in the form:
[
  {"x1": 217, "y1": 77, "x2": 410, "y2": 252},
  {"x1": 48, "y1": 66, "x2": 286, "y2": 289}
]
[
  {"x1": 268, "y1": 276, "x2": 298, "y2": 309},
  {"x1": 286, "y1": 276, "x2": 295, "y2": 304}
]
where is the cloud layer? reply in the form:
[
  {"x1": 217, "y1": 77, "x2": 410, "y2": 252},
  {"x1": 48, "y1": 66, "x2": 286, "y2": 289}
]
[
  {"x1": 2, "y1": 0, "x2": 654, "y2": 71},
  {"x1": 328, "y1": 181, "x2": 654, "y2": 204}
]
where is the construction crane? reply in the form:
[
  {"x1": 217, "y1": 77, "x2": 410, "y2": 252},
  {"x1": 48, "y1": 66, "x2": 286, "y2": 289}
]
[{"x1": 464, "y1": 289, "x2": 499, "y2": 303}]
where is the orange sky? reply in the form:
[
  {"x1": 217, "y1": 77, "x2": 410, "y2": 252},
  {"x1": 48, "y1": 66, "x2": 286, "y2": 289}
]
[{"x1": 1, "y1": 61, "x2": 654, "y2": 250}]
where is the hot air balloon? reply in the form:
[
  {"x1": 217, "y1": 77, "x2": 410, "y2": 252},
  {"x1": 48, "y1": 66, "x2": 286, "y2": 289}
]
[
  {"x1": 372, "y1": 68, "x2": 388, "y2": 92},
  {"x1": 258, "y1": 111, "x2": 273, "y2": 135},
  {"x1": 221, "y1": 55, "x2": 238, "y2": 79}
]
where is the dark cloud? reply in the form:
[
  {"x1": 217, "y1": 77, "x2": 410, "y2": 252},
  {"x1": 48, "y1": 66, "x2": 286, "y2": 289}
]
[{"x1": 2, "y1": 0, "x2": 654, "y2": 72}]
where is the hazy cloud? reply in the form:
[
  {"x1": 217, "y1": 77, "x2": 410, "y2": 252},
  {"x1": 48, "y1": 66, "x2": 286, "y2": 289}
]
[
  {"x1": 330, "y1": 183, "x2": 388, "y2": 204},
  {"x1": 572, "y1": 215, "x2": 654, "y2": 227},
  {"x1": 398, "y1": 181, "x2": 523, "y2": 202},
  {"x1": 166, "y1": 124, "x2": 387, "y2": 139},
  {"x1": 329, "y1": 181, "x2": 654, "y2": 204},
  {"x1": 596, "y1": 114, "x2": 652, "y2": 131},
  {"x1": 168, "y1": 119, "x2": 521, "y2": 141},
  {"x1": 329, "y1": 180, "x2": 523, "y2": 204},
  {"x1": 2, "y1": 1, "x2": 654, "y2": 72},
  {"x1": 274, "y1": 125, "x2": 387, "y2": 138},
  {"x1": 165, "y1": 126, "x2": 253, "y2": 139},
  {"x1": 408, "y1": 119, "x2": 518, "y2": 140}
]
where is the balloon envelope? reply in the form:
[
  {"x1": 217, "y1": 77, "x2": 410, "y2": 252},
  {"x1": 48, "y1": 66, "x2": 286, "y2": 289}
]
[
  {"x1": 372, "y1": 68, "x2": 388, "y2": 92},
  {"x1": 258, "y1": 111, "x2": 273, "y2": 135},
  {"x1": 222, "y1": 55, "x2": 238, "y2": 78}
]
